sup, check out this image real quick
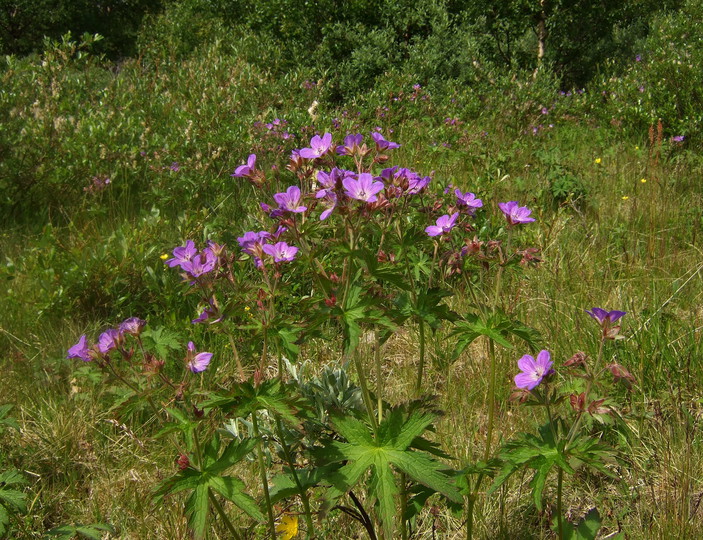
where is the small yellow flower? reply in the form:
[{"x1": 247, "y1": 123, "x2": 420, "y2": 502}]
[
  {"x1": 635, "y1": 146, "x2": 640, "y2": 150},
  {"x1": 276, "y1": 514, "x2": 298, "y2": 540},
  {"x1": 244, "y1": 306, "x2": 250, "y2": 311},
  {"x1": 640, "y1": 178, "x2": 647, "y2": 183},
  {"x1": 594, "y1": 158, "x2": 602, "y2": 164},
  {"x1": 622, "y1": 196, "x2": 629, "y2": 200},
  {"x1": 160, "y1": 254, "x2": 169, "y2": 260}
]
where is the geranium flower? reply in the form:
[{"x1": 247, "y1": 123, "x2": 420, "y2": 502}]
[
  {"x1": 186, "y1": 341, "x2": 213, "y2": 373},
  {"x1": 343, "y1": 173, "x2": 384, "y2": 202},
  {"x1": 166, "y1": 240, "x2": 198, "y2": 268},
  {"x1": 98, "y1": 328, "x2": 120, "y2": 354},
  {"x1": 273, "y1": 186, "x2": 307, "y2": 213},
  {"x1": 371, "y1": 132, "x2": 400, "y2": 150},
  {"x1": 299, "y1": 133, "x2": 333, "y2": 159},
  {"x1": 514, "y1": 350, "x2": 554, "y2": 390},
  {"x1": 262, "y1": 242, "x2": 298, "y2": 263},
  {"x1": 425, "y1": 213, "x2": 459, "y2": 237},
  {"x1": 586, "y1": 308, "x2": 627, "y2": 339},
  {"x1": 118, "y1": 317, "x2": 146, "y2": 337},
  {"x1": 336, "y1": 133, "x2": 363, "y2": 155},
  {"x1": 455, "y1": 189, "x2": 483, "y2": 215},
  {"x1": 231, "y1": 154, "x2": 257, "y2": 178},
  {"x1": 498, "y1": 201, "x2": 536, "y2": 226},
  {"x1": 67, "y1": 335, "x2": 92, "y2": 362}
]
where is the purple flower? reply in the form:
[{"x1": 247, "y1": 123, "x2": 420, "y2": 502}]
[
  {"x1": 455, "y1": 189, "x2": 483, "y2": 214},
  {"x1": 425, "y1": 213, "x2": 459, "y2": 237},
  {"x1": 672, "y1": 135, "x2": 685, "y2": 143},
  {"x1": 262, "y1": 241, "x2": 298, "y2": 263},
  {"x1": 67, "y1": 335, "x2": 92, "y2": 362},
  {"x1": 407, "y1": 175, "x2": 430, "y2": 195},
  {"x1": 343, "y1": 173, "x2": 385, "y2": 202},
  {"x1": 299, "y1": 133, "x2": 333, "y2": 159},
  {"x1": 98, "y1": 328, "x2": 120, "y2": 354},
  {"x1": 635, "y1": 54, "x2": 641, "y2": 62},
  {"x1": 585, "y1": 308, "x2": 626, "y2": 325},
  {"x1": 237, "y1": 231, "x2": 271, "y2": 255},
  {"x1": 336, "y1": 133, "x2": 363, "y2": 155},
  {"x1": 371, "y1": 132, "x2": 400, "y2": 151},
  {"x1": 186, "y1": 341, "x2": 213, "y2": 373},
  {"x1": 166, "y1": 240, "x2": 198, "y2": 268},
  {"x1": 273, "y1": 186, "x2": 307, "y2": 213},
  {"x1": 319, "y1": 192, "x2": 338, "y2": 220},
  {"x1": 541, "y1": 107, "x2": 548, "y2": 115},
  {"x1": 232, "y1": 154, "x2": 257, "y2": 178},
  {"x1": 119, "y1": 317, "x2": 146, "y2": 337},
  {"x1": 498, "y1": 201, "x2": 536, "y2": 226},
  {"x1": 181, "y1": 250, "x2": 218, "y2": 278},
  {"x1": 192, "y1": 298, "x2": 222, "y2": 325},
  {"x1": 514, "y1": 350, "x2": 554, "y2": 390}
]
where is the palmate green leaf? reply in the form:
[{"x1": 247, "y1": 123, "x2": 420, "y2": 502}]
[
  {"x1": 153, "y1": 469, "x2": 202, "y2": 503},
  {"x1": 319, "y1": 407, "x2": 459, "y2": 536},
  {"x1": 560, "y1": 508, "x2": 602, "y2": 540},
  {"x1": 370, "y1": 453, "x2": 398, "y2": 540},
  {"x1": 530, "y1": 459, "x2": 553, "y2": 510},
  {"x1": 207, "y1": 476, "x2": 264, "y2": 522},
  {"x1": 185, "y1": 483, "x2": 209, "y2": 540},
  {"x1": 269, "y1": 465, "x2": 340, "y2": 504},
  {"x1": 203, "y1": 379, "x2": 307, "y2": 427},
  {"x1": 207, "y1": 438, "x2": 258, "y2": 475},
  {"x1": 385, "y1": 449, "x2": 462, "y2": 504}
]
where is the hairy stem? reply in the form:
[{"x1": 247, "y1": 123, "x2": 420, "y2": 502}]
[{"x1": 251, "y1": 413, "x2": 277, "y2": 538}]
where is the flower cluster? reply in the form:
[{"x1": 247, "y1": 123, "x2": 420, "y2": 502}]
[
  {"x1": 166, "y1": 240, "x2": 224, "y2": 280},
  {"x1": 66, "y1": 316, "x2": 146, "y2": 362}
]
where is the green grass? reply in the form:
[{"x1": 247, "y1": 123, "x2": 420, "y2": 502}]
[{"x1": 1, "y1": 37, "x2": 703, "y2": 540}]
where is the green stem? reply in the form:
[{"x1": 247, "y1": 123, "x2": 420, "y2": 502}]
[
  {"x1": 414, "y1": 319, "x2": 426, "y2": 396},
  {"x1": 252, "y1": 413, "x2": 277, "y2": 539},
  {"x1": 353, "y1": 350, "x2": 378, "y2": 432},
  {"x1": 466, "y1": 337, "x2": 497, "y2": 540},
  {"x1": 274, "y1": 417, "x2": 315, "y2": 538},
  {"x1": 556, "y1": 468, "x2": 564, "y2": 540},
  {"x1": 483, "y1": 338, "x2": 497, "y2": 462},
  {"x1": 209, "y1": 489, "x2": 243, "y2": 540},
  {"x1": 375, "y1": 330, "x2": 383, "y2": 425}
]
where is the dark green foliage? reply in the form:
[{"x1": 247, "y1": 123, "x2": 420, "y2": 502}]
[{"x1": 0, "y1": 0, "x2": 163, "y2": 57}]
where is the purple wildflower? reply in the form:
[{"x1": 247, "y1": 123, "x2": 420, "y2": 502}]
[
  {"x1": 455, "y1": 189, "x2": 483, "y2": 215},
  {"x1": 67, "y1": 335, "x2": 92, "y2": 362},
  {"x1": 407, "y1": 175, "x2": 430, "y2": 195},
  {"x1": 672, "y1": 135, "x2": 685, "y2": 142},
  {"x1": 262, "y1": 242, "x2": 298, "y2": 263},
  {"x1": 192, "y1": 298, "x2": 222, "y2": 325},
  {"x1": 118, "y1": 317, "x2": 146, "y2": 337},
  {"x1": 98, "y1": 328, "x2": 120, "y2": 354},
  {"x1": 498, "y1": 201, "x2": 536, "y2": 226},
  {"x1": 186, "y1": 341, "x2": 213, "y2": 373},
  {"x1": 166, "y1": 240, "x2": 198, "y2": 268},
  {"x1": 425, "y1": 213, "x2": 459, "y2": 237},
  {"x1": 237, "y1": 231, "x2": 271, "y2": 255},
  {"x1": 299, "y1": 133, "x2": 333, "y2": 159},
  {"x1": 371, "y1": 132, "x2": 400, "y2": 151},
  {"x1": 273, "y1": 186, "x2": 307, "y2": 213},
  {"x1": 319, "y1": 192, "x2": 338, "y2": 220},
  {"x1": 585, "y1": 308, "x2": 626, "y2": 325},
  {"x1": 181, "y1": 250, "x2": 218, "y2": 278},
  {"x1": 336, "y1": 133, "x2": 363, "y2": 155},
  {"x1": 343, "y1": 173, "x2": 385, "y2": 202},
  {"x1": 514, "y1": 350, "x2": 554, "y2": 390},
  {"x1": 232, "y1": 154, "x2": 257, "y2": 178}
]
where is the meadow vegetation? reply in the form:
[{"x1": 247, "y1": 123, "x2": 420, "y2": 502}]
[{"x1": 1, "y1": 1, "x2": 703, "y2": 538}]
